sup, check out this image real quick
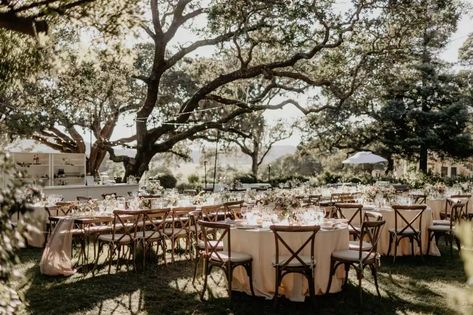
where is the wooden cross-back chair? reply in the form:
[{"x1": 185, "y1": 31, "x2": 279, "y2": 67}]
[
  {"x1": 331, "y1": 193, "x2": 356, "y2": 203},
  {"x1": 445, "y1": 194, "x2": 471, "y2": 220},
  {"x1": 142, "y1": 208, "x2": 170, "y2": 267},
  {"x1": 223, "y1": 200, "x2": 244, "y2": 219},
  {"x1": 55, "y1": 202, "x2": 76, "y2": 215},
  {"x1": 270, "y1": 224, "x2": 320, "y2": 308},
  {"x1": 189, "y1": 211, "x2": 224, "y2": 284},
  {"x1": 201, "y1": 204, "x2": 227, "y2": 222},
  {"x1": 308, "y1": 194, "x2": 322, "y2": 206},
  {"x1": 101, "y1": 192, "x2": 117, "y2": 199},
  {"x1": 95, "y1": 210, "x2": 142, "y2": 274},
  {"x1": 335, "y1": 203, "x2": 364, "y2": 239},
  {"x1": 198, "y1": 220, "x2": 254, "y2": 300},
  {"x1": 409, "y1": 193, "x2": 427, "y2": 204},
  {"x1": 388, "y1": 204, "x2": 426, "y2": 263},
  {"x1": 327, "y1": 218, "x2": 385, "y2": 304},
  {"x1": 164, "y1": 206, "x2": 196, "y2": 262},
  {"x1": 428, "y1": 201, "x2": 465, "y2": 255}
]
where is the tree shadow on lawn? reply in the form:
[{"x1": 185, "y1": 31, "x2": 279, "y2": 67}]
[{"x1": 20, "y1": 247, "x2": 460, "y2": 315}]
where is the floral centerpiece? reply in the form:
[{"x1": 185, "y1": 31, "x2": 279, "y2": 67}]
[
  {"x1": 363, "y1": 185, "x2": 381, "y2": 202},
  {"x1": 433, "y1": 182, "x2": 446, "y2": 196},
  {"x1": 381, "y1": 186, "x2": 397, "y2": 203},
  {"x1": 193, "y1": 192, "x2": 206, "y2": 205},
  {"x1": 459, "y1": 182, "x2": 472, "y2": 194},
  {"x1": 145, "y1": 180, "x2": 163, "y2": 195},
  {"x1": 259, "y1": 190, "x2": 302, "y2": 219}
]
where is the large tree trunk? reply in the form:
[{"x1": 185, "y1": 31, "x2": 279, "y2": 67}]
[
  {"x1": 123, "y1": 149, "x2": 153, "y2": 180},
  {"x1": 88, "y1": 143, "x2": 108, "y2": 176},
  {"x1": 419, "y1": 145, "x2": 428, "y2": 173},
  {"x1": 251, "y1": 153, "x2": 259, "y2": 180},
  {"x1": 385, "y1": 156, "x2": 394, "y2": 175}
]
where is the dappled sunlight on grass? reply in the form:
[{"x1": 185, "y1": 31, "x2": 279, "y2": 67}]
[{"x1": 13, "y1": 243, "x2": 471, "y2": 314}]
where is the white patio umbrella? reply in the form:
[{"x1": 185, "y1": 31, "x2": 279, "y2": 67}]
[{"x1": 342, "y1": 151, "x2": 387, "y2": 165}]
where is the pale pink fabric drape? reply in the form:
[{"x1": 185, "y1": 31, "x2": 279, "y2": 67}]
[{"x1": 39, "y1": 218, "x2": 76, "y2": 276}]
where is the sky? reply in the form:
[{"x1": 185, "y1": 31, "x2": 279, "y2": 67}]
[{"x1": 107, "y1": 2, "x2": 473, "y2": 148}]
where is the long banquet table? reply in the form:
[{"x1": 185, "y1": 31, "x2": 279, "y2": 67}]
[{"x1": 226, "y1": 225, "x2": 349, "y2": 302}]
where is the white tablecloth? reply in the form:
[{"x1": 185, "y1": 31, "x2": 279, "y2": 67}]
[
  {"x1": 427, "y1": 198, "x2": 473, "y2": 220},
  {"x1": 226, "y1": 227, "x2": 349, "y2": 302}
]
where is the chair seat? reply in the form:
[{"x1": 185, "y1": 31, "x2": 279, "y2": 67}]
[
  {"x1": 164, "y1": 228, "x2": 188, "y2": 236},
  {"x1": 429, "y1": 225, "x2": 453, "y2": 232},
  {"x1": 389, "y1": 227, "x2": 419, "y2": 235},
  {"x1": 210, "y1": 250, "x2": 251, "y2": 263},
  {"x1": 71, "y1": 229, "x2": 86, "y2": 236},
  {"x1": 332, "y1": 249, "x2": 377, "y2": 262},
  {"x1": 197, "y1": 240, "x2": 223, "y2": 251},
  {"x1": 98, "y1": 233, "x2": 134, "y2": 244},
  {"x1": 272, "y1": 255, "x2": 314, "y2": 267},
  {"x1": 142, "y1": 230, "x2": 166, "y2": 241},
  {"x1": 349, "y1": 226, "x2": 361, "y2": 232},
  {"x1": 432, "y1": 219, "x2": 450, "y2": 226},
  {"x1": 86, "y1": 225, "x2": 113, "y2": 234},
  {"x1": 348, "y1": 241, "x2": 372, "y2": 251}
]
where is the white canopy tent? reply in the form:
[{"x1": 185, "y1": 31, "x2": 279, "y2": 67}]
[{"x1": 342, "y1": 151, "x2": 387, "y2": 165}]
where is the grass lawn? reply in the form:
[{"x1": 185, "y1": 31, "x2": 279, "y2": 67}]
[{"x1": 14, "y1": 244, "x2": 472, "y2": 315}]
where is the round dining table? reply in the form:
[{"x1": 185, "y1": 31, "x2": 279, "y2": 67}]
[{"x1": 226, "y1": 225, "x2": 349, "y2": 302}]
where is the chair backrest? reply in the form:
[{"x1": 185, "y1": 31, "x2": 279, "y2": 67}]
[
  {"x1": 223, "y1": 200, "x2": 244, "y2": 219},
  {"x1": 409, "y1": 193, "x2": 427, "y2": 204},
  {"x1": 55, "y1": 202, "x2": 75, "y2": 215},
  {"x1": 448, "y1": 195, "x2": 471, "y2": 216},
  {"x1": 358, "y1": 219, "x2": 385, "y2": 265},
  {"x1": 308, "y1": 195, "x2": 321, "y2": 206},
  {"x1": 270, "y1": 225, "x2": 320, "y2": 268},
  {"x1": 170, "y1": 206, "x2": 196, "y2": 235},
  {"x1": 142, "y1": 208, "x2": 170, "y2": 241},
  {"x1": 102, "y1": 193, "x2": 117, "y2": 199},
  {"x1": 111, "y1": 210, "x2": 142, "y2": 243},
  {"x1": 76, "y1": 196, "x2": 92, "y2": 202},
  {"x1": 201, "y1": 204, "x2": 226, "y2": 222},
  {"x1": 364, "y1": 210, "x2": 384, "y2": 222},
  {"x1": 198, "y1": 220, "x2": 231, "y2": 263},
  {"x1": 331, "y1": 193, "x2": 355, "y2": 203},
  {"x1": 391, "y1": 204, "x2": 426, "y2": 234},
  {"x1": 449, "y1": 201, "x2": 467, "y2": 228},
  {"x1": 335, "y1": 203, "x2": 364, "y2": 231}
]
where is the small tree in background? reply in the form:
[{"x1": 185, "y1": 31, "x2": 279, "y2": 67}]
[{"x1": 0, "y1": 153, "x2": 41, "y2": 313}]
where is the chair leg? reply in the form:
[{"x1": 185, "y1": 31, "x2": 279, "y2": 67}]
[
  {"x1": 427, "y1": 231, "x2": 432, "y2": 256},
  {"x1": 307, "y1": 270, "x2": 316, "y2": 307},
  {"x1": 107, "y1": 243, "x2": 114, "y2": 274},
  {"x1": 418, "y1": 236, "x2": 423, "y2": 261},
  {"x1": 91, "y1": 241, "x2": 104, "y2": 275},
  {"x1": 200, "y1": 259, "x2": 209, "y2": 301},
  {"x1": 243, "y1": 261, "x2": 255, "y2": 296},
  {"x1": 387, "y1": 233, "x2": 393, "y2": 258},
  {"x1": 343, "y1": 263, "x2": 350, "y2": 287},
  {"x1": 170, "y1": 237, "x2": 175, "y2": 263},
  {"x1": 273, "y1": 269, "x2": 280, "y2": 309},
  {"x1": 393, "y1": 237, "x2": 398, "y2": 264},
  {"x1": 356, "y1": 269, "x2": 363, "y2": 305},
  {"x1": 410, "y1": 237, "x2": 414, "y2": 256},
  {"x1": 370, "y1": 264, "x2": 381, "y2": 298},
  {"x1": 192, "y1": 253, "x2": 201, "y2": 284},
  {"x1": 227, "y1": 265, "x2": 233, "y2": 299},
  {"x1": 454, "y1": 234, "x2": 461, "y2": 253},
  {"x1": 326, "y1": 259, "x2": 335, "y2": 294}
]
